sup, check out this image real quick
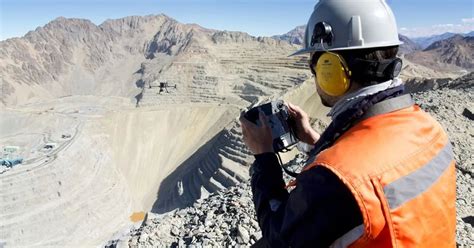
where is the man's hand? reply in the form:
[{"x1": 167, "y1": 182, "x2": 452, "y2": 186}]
[
  {"x1": 240, "y1": 111, "x2": 274, "y2": 155},
  {"x1": 287, "y1": 102, "x2": 320, "y2": 145}
]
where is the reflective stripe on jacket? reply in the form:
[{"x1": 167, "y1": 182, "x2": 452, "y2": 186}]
[{"x1": 305, "y1": 104, "x2": 456, "y2": 247}]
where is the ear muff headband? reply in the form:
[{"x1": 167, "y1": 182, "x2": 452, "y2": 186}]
[{"x1": 314, "y1": 52, "x2": 351, "y2": 96}]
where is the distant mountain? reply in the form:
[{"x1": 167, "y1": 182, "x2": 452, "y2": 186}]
[
  {"x1": 0, "y1": 15, "x2": 204, "y2": 105},
  {"x1": 406, "y1": 35, "x2": 474, "y2": 70},
  {"x1": 398, "y1": 34, "x2": 422, "y2": 54},
  {"x1": 412, "y1": 32, "x2": 474, "y2": 49},
  {"x1": 0, "y1": 15, "x2": 308, "y2": 106},
  {"x1": 272, "y1": 25, "x2": 305, "y2": 45}
]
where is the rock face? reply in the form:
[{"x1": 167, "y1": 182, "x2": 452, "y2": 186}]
[
  {"x1": 406, "y1": 35, "x2": 474, "y2": 72},
  {"x1": 398, "y1": 34, "x2": 422, "y2": 54},
  {"x1": 272, "y1": 25, "x2": 306, "y2": 45},
  {"x1": 0, "y1": 15, "x2": 173, "y2": 105},
  {"x1": 0, "y1": 15, "x2": 309, "y2": 107},
  {"x1": 116, "y1": 73, "x2": 474, "y2": 247},
  {"x1": 425, "y1": 35, "x2": 474, "y2": 69}
]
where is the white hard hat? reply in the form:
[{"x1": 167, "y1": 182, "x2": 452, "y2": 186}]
[{"x1": 291, "y1": 0, "x2": 403, "y2": 56}]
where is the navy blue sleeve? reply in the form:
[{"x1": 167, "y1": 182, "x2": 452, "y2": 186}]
[{"x1": 251, "y1": 153, "x2": 363, "y2": 248}]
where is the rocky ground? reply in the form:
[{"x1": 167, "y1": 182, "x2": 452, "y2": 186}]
[
  {"x1": 410, "y1": 73, "x2": 473, "y2": 246},
  {"x1": 114, "y1": 184, "x2": 259, "y2": 247},
  {"x1": 109, "y1": 73, "x2": 473, "y2": 247}
]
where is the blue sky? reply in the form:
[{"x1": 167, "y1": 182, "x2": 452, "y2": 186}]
[{"x1": 1, "y1": 0, "x2": 473, "y2": 40}]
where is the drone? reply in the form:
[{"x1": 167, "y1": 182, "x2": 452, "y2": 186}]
[{"x1": 149, "y1": 81, "x2": 177, "y2": 94}]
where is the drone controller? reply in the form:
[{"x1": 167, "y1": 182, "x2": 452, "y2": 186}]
[{"x1": 244, "y1": 100, "x2": 299, "y2": 152}]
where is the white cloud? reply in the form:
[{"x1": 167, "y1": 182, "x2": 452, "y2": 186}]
[
  {"x1": 462, "y1": 17, "x2": 474, "y2": 24},
  {"x1": 399, "y1": 18, "x2": 474, "y2": 38},
  {"x1": 433, "y1": 24, "x2": 454, "y2": 27}
]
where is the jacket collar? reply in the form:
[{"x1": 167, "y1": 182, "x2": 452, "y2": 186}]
[{"x1": 328, "y1": 78, "x2": 403, "y2": 120}]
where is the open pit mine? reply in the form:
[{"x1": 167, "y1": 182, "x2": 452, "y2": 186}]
[{"x1": 0, "y1": 15, "x2": 472, "y2": 247}]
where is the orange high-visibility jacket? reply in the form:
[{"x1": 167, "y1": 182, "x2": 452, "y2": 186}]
[{"x1": 305, "y1": 104, "x2": 456, "y2": 247}]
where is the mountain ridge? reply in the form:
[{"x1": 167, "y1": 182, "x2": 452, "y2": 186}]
[
  {"x1": 0, "y1": 15, "x2": 306, "y2": 106},
  {"x1": 398, "y1": 34, "x2": 422, "y2": 54},
  {"x1": 271, "y1": 25, "x2": 305, "y2": 45},
  {"x1": 411, "y1": 31, "x2": 474, "y2": 49},
  {"x1": 406, "y1": 35, "x2": 474, "y2": 71}
]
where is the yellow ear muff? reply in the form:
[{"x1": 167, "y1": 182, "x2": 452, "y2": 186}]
[{"x1": 315, "y1": 52, "x2": 351, "y2": 96}]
